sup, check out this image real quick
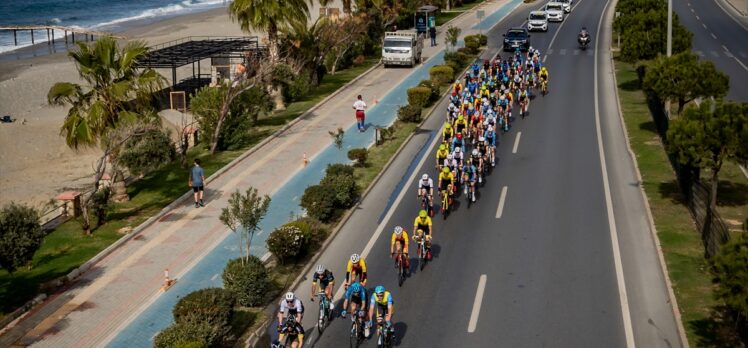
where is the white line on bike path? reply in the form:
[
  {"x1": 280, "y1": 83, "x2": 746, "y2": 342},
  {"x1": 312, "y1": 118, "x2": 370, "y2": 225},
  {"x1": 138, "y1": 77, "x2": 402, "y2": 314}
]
[
  {"x1": 495, "y1": 186, "x2": 508, "y2": 219},
  {"x1": 512, "y1": 132, "x2": 521, "y2": 153},
  {"x1": 468, "y1": 274, "x2": 488, "y2": 333}
]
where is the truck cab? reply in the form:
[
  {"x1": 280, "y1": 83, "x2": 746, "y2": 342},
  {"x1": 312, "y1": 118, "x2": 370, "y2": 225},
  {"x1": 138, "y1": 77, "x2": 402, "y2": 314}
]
[{"x1": 382, "y1": 31, "x2": 423, "y2": 68}]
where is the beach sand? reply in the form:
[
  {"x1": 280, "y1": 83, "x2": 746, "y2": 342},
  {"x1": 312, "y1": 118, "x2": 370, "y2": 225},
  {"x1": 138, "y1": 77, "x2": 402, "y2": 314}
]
[{"x1": 0, "y1": 2, "x2": 337, "y2": 208}]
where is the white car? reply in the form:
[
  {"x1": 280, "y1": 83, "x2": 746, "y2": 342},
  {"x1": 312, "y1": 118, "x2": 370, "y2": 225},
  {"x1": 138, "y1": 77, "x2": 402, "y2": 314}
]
[
  {"x1": 559, "y1": 0, "x2": 572, "y2": 13},
  {"x1": 545, "y1": 2, "x2": 565, "y2": 22},
  {"x1": 527, "y1": 11, "x2": 548, "y2": 32}
]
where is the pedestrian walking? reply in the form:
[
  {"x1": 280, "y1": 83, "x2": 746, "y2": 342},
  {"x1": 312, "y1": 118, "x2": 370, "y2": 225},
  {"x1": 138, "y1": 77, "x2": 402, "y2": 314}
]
[
  {"x1": 189, "y1": 159, "x2": 206, "y2": 207},
  {"x1": 429, "y1": 26, "x2": 437, "y2": 47},
  {"x1": 353, "y1": 95, "x2": 367, "y2": 132}
]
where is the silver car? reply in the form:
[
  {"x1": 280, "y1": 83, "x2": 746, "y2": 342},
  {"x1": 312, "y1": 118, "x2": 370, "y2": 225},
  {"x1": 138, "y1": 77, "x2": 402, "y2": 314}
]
[
  {"x1": 559, "y1": 0, "x2": 572, "y2": 13},
  {"x1": 545, "y1": 2, "x2": 564, "y2": 22}
]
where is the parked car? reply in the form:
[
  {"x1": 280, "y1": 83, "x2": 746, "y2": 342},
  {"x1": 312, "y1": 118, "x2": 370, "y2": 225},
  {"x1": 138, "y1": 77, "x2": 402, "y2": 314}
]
[
  {"x1": 527, "y1": 11, "x2": 548, "y2": 32},
  {"x1": 545, "y1": 2, "x2": 565, "y2": 22},
  {"x1": 559, "y1": 0, "x2": 573, "y2": 13},
  {"x1": 503, "y1": 28, "x2": 531, "y2": 51}
]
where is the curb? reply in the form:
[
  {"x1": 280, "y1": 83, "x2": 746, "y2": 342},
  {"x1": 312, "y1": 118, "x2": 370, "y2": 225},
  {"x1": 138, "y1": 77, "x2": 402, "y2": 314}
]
[{"x1": 609, "y1": 43, "x2": 690, "y2": 348}]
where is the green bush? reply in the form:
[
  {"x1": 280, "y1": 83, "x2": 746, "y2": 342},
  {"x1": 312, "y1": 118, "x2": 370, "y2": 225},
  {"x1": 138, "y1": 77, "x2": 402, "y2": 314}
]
[
  {"x1": 429, "y1": 65, "x2": 455, "y2": 86},
  {"x1": 407, "y1": 86, "x2": 432, "y2": 108},
  {"x1": 477, "y1": 34, "x2": 488, "y2": 46},
  {"x1": 0, "y1": 203, "x2": 44, "y2": 274},
  {"x1": 712, "y1": 233, "x2": 748, "y2": 331},
  {"x1": 463, "y1": 35, "x2": 481, "y2": 54},
  {"x1": 267, "y1": 225, "x2": 307, "y2": 264},
  {"x1": 301, "y1": 184, "x2": 338, "y2": 222},
  {"x1": 326, "y1": 163, "x2": 355, "y2": 177},
  {"x1": 173, "y1": 288, "x2": 236, "y2": 328},
  {"x1": 286, "y1": 217, "x2": 328, "y2": 251},
  {"x1": 321, "y1": 172, "x2": 358, "y2": 208},
  {"x1": 456, "y1": 47, "x2": 474, "y2": 56},
  {"x1": 445, "y1": 51, "x2": 471, "y2": 72},
  {"x1": 397, "y1": 104, "x2": 423, "y2": 123},
  {"x1": 153, "y1": 322, "x2": 217, "y2": 348},
  {"x1": 347, "y1": 148, "x2": 369, "y2": 167},
  {"x1": 118, "y1": 129, "x2": 175, "y2": 176},
  {"x1": 418, "y1": 80, "x2": 440, "y2": 103},
  {"x1": 221, "y1": 256, "x2": 270, "y2": 307}
]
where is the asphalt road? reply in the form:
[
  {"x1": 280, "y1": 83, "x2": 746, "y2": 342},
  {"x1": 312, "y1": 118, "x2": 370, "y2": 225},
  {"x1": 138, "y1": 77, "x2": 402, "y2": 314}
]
[
  {"x1": 674, "y1": 0, "x2": 748, "y2": 101},
  {"x1": 275, "y1": 0, "x2": 682, "y2": 346}
]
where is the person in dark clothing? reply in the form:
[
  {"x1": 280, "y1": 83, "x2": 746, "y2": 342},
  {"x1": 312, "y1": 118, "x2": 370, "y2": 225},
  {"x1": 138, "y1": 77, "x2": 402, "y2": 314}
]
[{"x1": 429, "y1": 26, "x2": 437, "y2": 47}]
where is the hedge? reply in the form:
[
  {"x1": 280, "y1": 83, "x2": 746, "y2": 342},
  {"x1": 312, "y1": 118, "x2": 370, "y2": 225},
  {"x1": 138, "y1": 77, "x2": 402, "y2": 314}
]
[
  {"x1": 418, "y1": 79, "x2": 440, "y2": 103},
  {"x1": 429, "y1": 65, "x2": 455, "y2": 86},
  {"x1": 397, "y1": 104, "x2": 423, "y2": 123},
  {"x1": 222, "y1": 256, "x2": 270, "y2": 307},
  {"x1": 153, "y1": 322, "x2": 218, "y2": 348},
  {"x1": 173, "y1": 288, "x2": 236, "y2": 328},
  {"x1": 267, "y1": 225, "x2": 307, "y2": 264},
  {"x1": 347, "y1": 148, "x2": 369, "y2": 167},
  {"x1": 407, "y1": 86, "x2": 432, "y2": 108},
  {"x1": 301, "y1": 184, "x2": 338, "y2": 222},
  {"x1": 463, "y1": 35, "x2": 481, "y2": 54}
]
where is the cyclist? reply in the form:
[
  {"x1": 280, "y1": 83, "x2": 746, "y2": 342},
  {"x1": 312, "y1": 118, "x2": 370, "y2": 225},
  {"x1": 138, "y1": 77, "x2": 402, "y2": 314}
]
[
  {"x1": 539, "y1": 66, "x2": 549, "y2": 93},
  {"x1": 452, "y1": 146, "x2": 464, "y2": 167},
  {"x1": 341, "y1": 281, "x2": 367, "y2": 321},
  {"x1": 418, "y1": 173, "x2": 434, "y2": 210},
  {"x1": 442, "y1": 122, "x2": 454, "y2": 143},
  {"x1": 453, "y1": 114, "x2": 468, "y2": 136},
  {"x1": 462, "y1": 159, "x2": 477, "y2": 202},
  {"x1": 435, "y1": 143, "x2": 449, "y2": 170},
  {"x1": 368, "y1": 286, "x2": 395, "y2": 341},
  {"x1": 483, "y1": 125, "x2": 497, "y2": 167},
  {"x1": 438, "y1": 165, "x2": 455, "y2": 200},
  {"x1": 443, "y1": 153, "x2": 458, "y2": 174},
  {"x1": 412, "y1": 228, "x2": 432, "y2": 260},
  {"x1": 471, "y1": 148, "x2": 483, "y2": 183},
  {"x1": 345, "y1": 253, "x2": 367, "y2": 288},
  {"x1": 451, "y1": 133, "x2": 465, "y2": 152},
  {"x1": 414, "y1": 209, "x2": 433, "y2": 237},
  {"x1": 518, "y1": 87, "x2": 529, "y2": 117},
  {"x1": 390, "y1": 226, "x2": 410, "y2": 271},
  {"x1": 277, "y1": 292, "x2": 304, "y2": 347},
  {"x1": 310, "y1": 265, "x2": 334, "y2": 308}
]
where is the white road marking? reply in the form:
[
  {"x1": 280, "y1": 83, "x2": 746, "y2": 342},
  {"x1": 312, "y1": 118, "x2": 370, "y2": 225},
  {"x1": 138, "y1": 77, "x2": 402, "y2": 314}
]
[
  {"x1": 702, "y1": 23, "x2": 707, "y2": 29},
  {"x1": 725, "y1": 51, "x2": 734, "y2": 58},
  {"x1": 722, "y1": 45, "x2": 729, "y2": 51},
  {"x1": 512, "y1": 132, "x2": 521, "y2": 154},
  {"x1": 594, "y1": 0, "x2": 636, "y2": 346},
  {"x1": 543, "y1": 55, "x2": 548, "y2": 62},
  {"x1": 495, "y1": 186, "x2": 508, "y2": 219},
  {"x1": 467, "y1": 275, "x2": 487, "y2": 333},
  {"x1": 547, "y1": 48, "x2": 554, "y2": 55},
  {"x1": 560, "y1": 49, "x2": 567, "y2": 55},
  {"x1": 210, "y1": 273, "x2": 219, "y2": 281},
  {"x1": 573, "y1": 49, "x2": 580, "y2": 55},
  {"x1": 711, "y1": 33, "x2": 717, "y2": 39},
  {"x1": 690, "y1": 7, "x2": 694, "y2": 12},
  {"x1": 695, "y1": 15, "x2": 700, "y2": 20}
]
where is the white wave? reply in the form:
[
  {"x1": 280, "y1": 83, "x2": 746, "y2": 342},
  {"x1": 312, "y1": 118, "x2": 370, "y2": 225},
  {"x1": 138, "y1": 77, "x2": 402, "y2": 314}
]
[{"x1": 94, "y1": 0, "x2": 228, "y2": 29}]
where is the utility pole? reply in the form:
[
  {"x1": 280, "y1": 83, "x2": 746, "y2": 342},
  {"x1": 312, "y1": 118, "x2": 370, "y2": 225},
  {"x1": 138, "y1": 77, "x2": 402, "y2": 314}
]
[{"x1": 667, "y1": 0, "x2": 672, "y2": 56}]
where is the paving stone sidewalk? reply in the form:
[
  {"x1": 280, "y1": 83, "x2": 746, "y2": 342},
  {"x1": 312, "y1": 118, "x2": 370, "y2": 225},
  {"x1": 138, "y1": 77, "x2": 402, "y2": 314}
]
[{"x1": 0, "y1": 1, "x2": 520, "y2": 347}]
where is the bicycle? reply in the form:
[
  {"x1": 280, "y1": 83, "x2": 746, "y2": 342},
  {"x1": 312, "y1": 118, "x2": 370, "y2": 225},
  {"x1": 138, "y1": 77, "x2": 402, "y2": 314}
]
[
  {"x1": 393, "y1": 251, "x2": 407, "y2": 287},
  {"x1": 415, "y1": 235, "x2": 430, "y2": 270},
  {"x1": 419, "y1": 192, "x2": 433, "y2": 217},
  {"x1": 375, "y1": 316, "x2": 394, "y2": 348},
  {"x1": 316, "y1": 291, "x2": 332, "y2": 334},
  {"x1": 440, "y1": 185, "x2": 453, "y2": 219},
  {"x1": 349, "y1": 310, "x2": 367, "y2": 348},
  {"x1": 541, "y1": 79, "x2": 548, "y2": 96}
]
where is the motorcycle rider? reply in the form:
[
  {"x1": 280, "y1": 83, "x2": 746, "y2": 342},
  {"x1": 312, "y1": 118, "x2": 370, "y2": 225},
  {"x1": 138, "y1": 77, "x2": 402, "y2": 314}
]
[{"x1": 578, "y1": 26, "x2": 590, "y2": 47}]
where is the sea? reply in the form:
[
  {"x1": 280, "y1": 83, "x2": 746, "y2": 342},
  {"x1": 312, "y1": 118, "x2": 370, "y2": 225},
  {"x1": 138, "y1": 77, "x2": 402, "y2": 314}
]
[{"x1": 0, "y1": 0, "x2": 229, "y2": 54}]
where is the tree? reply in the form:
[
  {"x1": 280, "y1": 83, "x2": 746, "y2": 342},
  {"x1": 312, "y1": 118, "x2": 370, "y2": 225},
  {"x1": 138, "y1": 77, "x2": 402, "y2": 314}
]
[
  {"x1": 617, "y1": 9, "x2": 692, "y2": 62},
  {"x1": 219, "y1": 187, "x2": 271, "y2": 264},
  {"x1": 117, "y1": 129, "x2": 176, "y2": 176},
  {"x1": 667, "y1": 100, "x2": 748, "y2": 257},
  {"x1": 712, "y1": 232, "x2": 748, "y2": 338},
  {"x1": 0, "y1": 203, "x2": 45, "y2": 274},
  {"x1": 229, "y1": 0, "x2": 310, "y2": 110},
  {"x1": 48, "y1": 36, "x2": 166, "y2": 201},
  {"x1": 445, "y1": 25, "x2": 461, "y2": 52},
  {"x1": 643, "y1": 52, "x2": 729, "y2": 114}
]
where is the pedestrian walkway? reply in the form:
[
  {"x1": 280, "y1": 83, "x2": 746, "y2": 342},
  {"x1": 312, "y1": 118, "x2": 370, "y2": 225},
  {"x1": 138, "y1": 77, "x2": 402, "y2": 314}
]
[
  {"x1": 0, "y1": 1, "x2": 518, "y2": 347},
  {"x1": 725, "y1": 0, "x2": 747, "y2": 16}
]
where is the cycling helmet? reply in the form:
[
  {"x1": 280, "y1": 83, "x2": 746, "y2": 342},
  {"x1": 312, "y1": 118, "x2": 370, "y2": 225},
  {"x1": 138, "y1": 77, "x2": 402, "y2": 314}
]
[
  {"x1": 419, "y1": 209, "x2": 428, "y2": 218},
  {"x1": 445, "y1": 122, "x2": 452, "y2": 129},
  {"x1": 528, "y1": 46, "x2": 533, "y2": 52},
  {"x1": 488, "y1": 125, "x2": 494, "y2": 132},
  {"x1": 472, "y1": 149, "x2": 479, "y2": 156},
  {"x1": 394, "y1": 226, "x2": 403, "y2": 236},
  {"x1": 458, "y1": 115, "x2": 464, "y2": 121},
  {"x1": 350, "y1": 282, "x2": 362, "y2": 294},
  {"x1": 375, "y1": 285, "x2": 385, "y2": 295},
  {"x1": 441, "y1": 167, "x2": 450, "y2": 174},
  {"x1": 455, "y1": 147, "x2": 461, "y2": 153},
  {"x1": 456, "y1": 133, "x2": 463, "y2": 140},
  {"x1": 439, "y1": 144, "x2": 446, "y2": 151},
  {"x1": 315, "y1": 264, "x2": 325, "y2": 274},
  {"x1": 285, "y1": 292, "x2": 295, "y2": 301},
  {"x1": 422, "y1": 173, "x2": 429, "y2": 180},
  {"x1": 479, "y1": 136, "x2": 485, "y2": 142},
  {"x1": 483, "y1": 120, "x2": 489, "y2": 126},
  {"x1": 500, "y1": 95, "x2": 506, "y2": 101},
  {"x1": 350, "y1": 253, "x2": 360, "y2": 263},
  {"x1": 541, "y1": 67, "x2": 547, "y2": 72}
]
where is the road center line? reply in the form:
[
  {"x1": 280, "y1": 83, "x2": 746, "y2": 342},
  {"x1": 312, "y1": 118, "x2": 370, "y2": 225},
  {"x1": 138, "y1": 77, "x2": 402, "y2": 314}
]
[
  {"x1": 467, "y1": 274, "x2": 487, "y2": 333},
  {"x1": 711, "y1": 33, "x2": 717, "y2": 39},
  {"x1": 594, "y1": 0, "x2": 635, "y2": 346},
  {"x1": 496, "y1": 186, "x2": 508, "y2": 219},
  {"x1": 512, "y1": 132, "x2": 522, "y2": 154}
]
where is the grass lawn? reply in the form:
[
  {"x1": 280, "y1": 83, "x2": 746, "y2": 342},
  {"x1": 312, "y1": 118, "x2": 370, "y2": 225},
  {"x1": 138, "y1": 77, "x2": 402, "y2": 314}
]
[
  {"x1": 615, "y1": 59, "x2": 745, "y2": 346},
  {"x1": 436, "y1": 1, "x2": 484, "y2": 26},
  {"x1": 0, "y1": 58, "x2": 378, "y2": 321}
]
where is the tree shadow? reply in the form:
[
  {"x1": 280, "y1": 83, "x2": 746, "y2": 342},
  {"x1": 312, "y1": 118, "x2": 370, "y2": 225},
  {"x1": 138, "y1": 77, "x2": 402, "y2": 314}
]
[
  {"x1": 658, "y1": 180, "x2": 687, "y2": 205},
  {"x1": 716, "y1": 180, "x2": 748, "y2": 207},
  {"x1": 638, "y1": 120, "x2": 658, "y2": 134},
  {"x1": 689, "y1": 306, "x2": 745, "y2": 348},
  {"x1": 618, "y1": 78, "x2": 641, "y2": 91}
]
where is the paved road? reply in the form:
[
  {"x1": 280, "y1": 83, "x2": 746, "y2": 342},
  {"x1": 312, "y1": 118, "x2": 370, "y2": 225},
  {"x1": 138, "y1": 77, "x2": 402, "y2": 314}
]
[
  {"x1": 674, "y1": 0, "x2": 748, "y2": 101},
  {"x1": 284, "y1": 0, "x2": 683, "y2": 347}
]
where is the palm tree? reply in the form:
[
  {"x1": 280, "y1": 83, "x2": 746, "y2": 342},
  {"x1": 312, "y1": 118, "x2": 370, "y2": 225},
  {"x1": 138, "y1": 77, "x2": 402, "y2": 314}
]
[
  {"x1": 229, "y1": 0, "x2": 310, "y2": 110},
  {"x1": 48, "y1": 36, "x2": 164, "y2": 233}
]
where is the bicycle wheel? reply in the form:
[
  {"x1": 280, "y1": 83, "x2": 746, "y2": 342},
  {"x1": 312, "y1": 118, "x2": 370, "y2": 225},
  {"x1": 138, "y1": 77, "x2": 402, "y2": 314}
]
[
  {"x1": 397, "y1": 256, "x2": 404, "y2": 287},
  {"x1": 420, "y1": 244, "x2": 426, "y2": 270},
  {"x1": 317, "y1": 301, "x2": 327, "y2": 333},
  {"x1": 350, "y1": 320, "x2": 360, "y2": 348}
]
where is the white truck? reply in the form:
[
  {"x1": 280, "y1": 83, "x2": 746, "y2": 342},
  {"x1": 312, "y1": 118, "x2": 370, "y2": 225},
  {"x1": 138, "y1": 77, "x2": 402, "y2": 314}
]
[{"x1": 382, "y1": 31, "x2": 423, "y2": 68}]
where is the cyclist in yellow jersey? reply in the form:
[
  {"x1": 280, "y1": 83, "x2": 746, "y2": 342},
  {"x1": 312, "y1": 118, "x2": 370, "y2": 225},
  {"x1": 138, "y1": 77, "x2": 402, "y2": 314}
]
[
  {"x1": 345, "y1": 253, "x2": 367, "y2": 288},
  {"x1": 368, "y1": 286, "x2": 394, "y2": 340},
  {"x1": 540, "y1": 66, "x2": 549, "y2": 82},
  {"x1": 390, "y1": 226, "x2": 410, "y2": 269},
  {"x1": 414, "y1": 209, "x2": 434, "y2": 238},
  {"x1": 442, "y1": 122, "x2": 454, "y2": 143},
  {"x1": 454, "y1": 114, "x2": 468, "y2": 135},
  {"x1": 435, "y1": 143, "x2": 449, "y2": 169}
]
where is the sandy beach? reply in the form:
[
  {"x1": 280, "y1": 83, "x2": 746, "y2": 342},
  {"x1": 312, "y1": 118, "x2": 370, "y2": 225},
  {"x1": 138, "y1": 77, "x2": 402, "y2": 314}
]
[{"x1": 0, "y1": 2, "x2": 335, "y2": 209}]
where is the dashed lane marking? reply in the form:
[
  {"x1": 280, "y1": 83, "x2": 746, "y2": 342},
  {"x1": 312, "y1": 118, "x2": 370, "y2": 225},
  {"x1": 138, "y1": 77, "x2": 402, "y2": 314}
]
[
  {"x1": 495, "y1": 186, "x2": 508, "y2": 219},
  {"x1": 467, "y1": 275, "x2": 487, "y2": 333},
  {"x1": 512, "y1": 132, "x2": 521, "y2": 154}
]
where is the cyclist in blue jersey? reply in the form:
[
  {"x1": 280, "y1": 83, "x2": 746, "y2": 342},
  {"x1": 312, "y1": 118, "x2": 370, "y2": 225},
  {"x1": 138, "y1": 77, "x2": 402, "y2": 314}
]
[{"x1": 341, "y1": 281, "x2": 367, "y2": 320}]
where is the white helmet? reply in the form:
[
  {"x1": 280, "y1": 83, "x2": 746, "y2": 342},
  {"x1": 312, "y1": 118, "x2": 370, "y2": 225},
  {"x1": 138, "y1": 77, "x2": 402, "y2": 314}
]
[
  {"x1": 479, "y1": 136, "x2": 485, "y2": 142},
  {"x1": 472, "y1": 149, "x2": 479, "y2": 156},
  {"x1": 483, "y1": 120, "x2": 489, "y2": 126},
  {"x1": 350, "y1": 253, "x2": 360, "y2": 263},
  {"x1": 285, "y1": 292, "x2": 295, "y2": 301},
  {"x1": 316, "y1": 265, "x2": 325, "y2": 274},
  {"x1": 422, "y1": 173, "x2": 429, "y2": 180},
  {"x1": 394, "y1": 226, "x2": 403, "y2": 236},
  {"x1": 455, "y1": 147, "x2": 461, "y2": 153},
  {"x1": 528, "y1": 46, "x2": 533, "y2": 52},
  {"x1": 500, "y1": 95, "x2": 506, "y2": 101},
  {"x1": 488, "y1": 125, "x2": 494, "y2": 132}
]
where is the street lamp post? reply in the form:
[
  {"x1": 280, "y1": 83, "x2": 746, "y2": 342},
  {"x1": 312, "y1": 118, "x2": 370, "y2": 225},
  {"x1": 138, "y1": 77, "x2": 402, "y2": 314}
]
[{"x1": 667, "y1": 0, "x2": 672, "y2": 57}]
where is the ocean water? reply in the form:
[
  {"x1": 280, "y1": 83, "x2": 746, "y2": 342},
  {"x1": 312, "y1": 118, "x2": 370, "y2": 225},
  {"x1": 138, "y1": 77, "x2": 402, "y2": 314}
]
[{"x1": 0, "y1": 0, "x2": 228, "y2": 53}]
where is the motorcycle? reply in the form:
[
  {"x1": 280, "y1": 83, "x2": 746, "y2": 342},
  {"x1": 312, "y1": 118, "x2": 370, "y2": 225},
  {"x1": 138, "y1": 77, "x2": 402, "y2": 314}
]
[{"x1": 578, "y1": 33, "x2": 590, "y2": 50}]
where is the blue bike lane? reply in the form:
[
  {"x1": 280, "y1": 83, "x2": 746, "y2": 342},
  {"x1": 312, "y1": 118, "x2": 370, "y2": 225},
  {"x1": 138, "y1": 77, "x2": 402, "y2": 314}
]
[{"x1": 107, "y1": 2, "x2": 524, "y2": 346}]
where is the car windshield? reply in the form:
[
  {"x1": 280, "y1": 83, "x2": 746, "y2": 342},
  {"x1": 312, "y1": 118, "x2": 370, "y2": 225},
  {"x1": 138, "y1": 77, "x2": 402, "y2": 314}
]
[
  {"x1": 547, "y1": 4, "x2": 562, "y2": 10},
  {"x1": 530, "y1": 13, "x2": 545, "y2": 20},
  {"x1": 384, "y1": 40, "x2": 411, "y2": 48},
  {"x1": 506, "y1": 31, "x2": 526, "y2": 39}
]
